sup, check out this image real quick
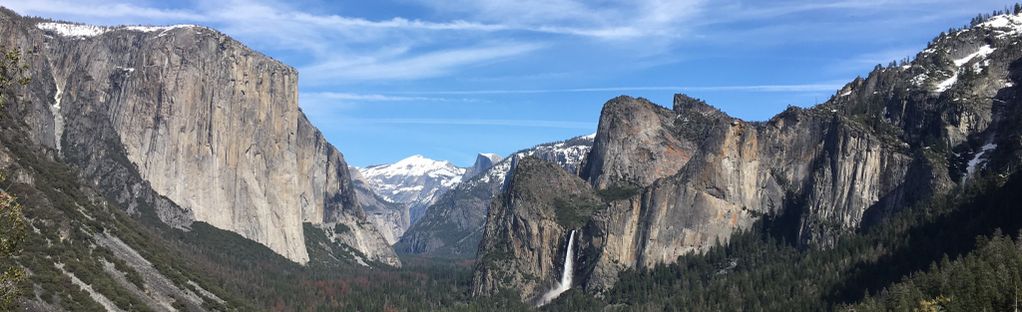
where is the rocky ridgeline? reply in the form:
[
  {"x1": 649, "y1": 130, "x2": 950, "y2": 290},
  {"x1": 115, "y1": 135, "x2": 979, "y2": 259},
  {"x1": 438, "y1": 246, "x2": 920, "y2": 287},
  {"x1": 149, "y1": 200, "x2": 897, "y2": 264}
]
[
  {"x1": 395, "y1": 134, "x2": 594, "y2": 258},
  {"x1": 359, "y1": 154, "x2": 466, "y2": 227},
  {"x1": 473, "y1": 11, "x2": 1022, "y2": 301},
  {"x1": 0, "y1": 8, "x2": 398, "y2": 266}
]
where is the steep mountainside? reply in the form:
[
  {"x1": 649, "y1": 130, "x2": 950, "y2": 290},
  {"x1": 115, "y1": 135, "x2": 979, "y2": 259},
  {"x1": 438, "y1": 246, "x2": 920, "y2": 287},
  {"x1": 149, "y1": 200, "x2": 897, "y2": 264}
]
[
  {"x1": 473, "y1": 11, "x2": 1022, "y2": 301},
  {"x1": 397, "y1": 134, "x2": 594, "y2": 258},
  {"x1": 471, "y1": 157, "x2": 603, "y2": 305},
  {"x1": 359, "y1": 155, "x2": 465, "y2": 224},
  {"x1": 0, "y1": 100, "x2": 251, "y2": 311},
  {"x1": 350, "y1": 167, "x2": 409, "y2": 245},
  {"x1": 0, "y1": 9, "x2": 397, "y2": 266}
]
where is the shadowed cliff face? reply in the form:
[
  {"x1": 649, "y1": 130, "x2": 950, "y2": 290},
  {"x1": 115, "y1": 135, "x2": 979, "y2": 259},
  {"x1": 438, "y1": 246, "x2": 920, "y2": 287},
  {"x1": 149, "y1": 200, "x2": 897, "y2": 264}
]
[
  {"x1": 474, "y1": 12, "x2": 1022, "y2": 299},
  {"x1": 0, "y1": 9, "x2": 398, "y2": 266},
  {"x1": 350, "y1": 167, "x2": 410, "y2": 245},
  {"x1": 471, "y1": 157, "x2": 603, "y2": 304},
  {"x1": 396, "y1": 135, "x2": 593, "y2": 259}
]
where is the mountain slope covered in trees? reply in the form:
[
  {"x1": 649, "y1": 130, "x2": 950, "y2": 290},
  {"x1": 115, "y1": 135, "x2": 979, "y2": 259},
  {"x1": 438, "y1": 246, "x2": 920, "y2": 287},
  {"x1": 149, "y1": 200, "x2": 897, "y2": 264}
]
[
  {"x1": 474, "y1": 6, "x2": 1022, "y2": 305},
  {"x1": 4, "y1": 4, "x2": 1022, "y2": 312}
]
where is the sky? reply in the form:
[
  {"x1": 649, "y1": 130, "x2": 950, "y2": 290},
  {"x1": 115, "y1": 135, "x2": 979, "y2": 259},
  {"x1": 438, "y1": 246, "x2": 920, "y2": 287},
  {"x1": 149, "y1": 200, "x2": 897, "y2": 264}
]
[{"x1": 6, "y1": 0, "x2": 1019, "y2": 167}]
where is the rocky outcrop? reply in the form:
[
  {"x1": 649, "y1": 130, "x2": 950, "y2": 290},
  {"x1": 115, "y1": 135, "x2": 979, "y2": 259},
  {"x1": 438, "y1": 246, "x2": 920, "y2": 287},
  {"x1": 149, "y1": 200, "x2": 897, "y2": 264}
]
[
  {"x1": 396, "y1": 134, "x2": 593, "y2": 258},
  {"x1": 0, "y1": 9, "x2": 398, "y2": 266},
  {"x1": 581, "y1": 96, "x2": 703, "y2": 189},
  {"x1": 471, "y1": 157, "x2": 603, "y2": 304},
  {"x1": 474, "y1": 11, "x2": 1022, "y2": 299},
  {"x1": 463, "y1": 153, "x2": 502, "y2": 180},
  {"x1": 351, "y1": 167, "x2": 409, "y2": 245}
]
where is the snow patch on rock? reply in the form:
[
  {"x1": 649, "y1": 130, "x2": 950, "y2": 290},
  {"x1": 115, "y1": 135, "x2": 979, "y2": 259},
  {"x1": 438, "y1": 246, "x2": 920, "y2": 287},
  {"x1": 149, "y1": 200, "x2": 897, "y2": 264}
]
[
  {"x1": 935, "y1": 73, "x2": 959, "y2": 92},
  {"x1": 953, "y1": 45, "x2": 995, "y2": 67},
  {"x1": 37, "y1": 22, "x2": 108, "y2": 38},
  {"x1": 965, "y1": 143, "x2": 997, "y2": 180},
  {"x1": 978, "y1": 13, "x2": 1022, "y2": 38},
  {"x1": 50, "y1": 77, "x2": 64, "y2": 154},
  {"x1": 37, "y1": 22, "x2": 197, "y2": 39}
]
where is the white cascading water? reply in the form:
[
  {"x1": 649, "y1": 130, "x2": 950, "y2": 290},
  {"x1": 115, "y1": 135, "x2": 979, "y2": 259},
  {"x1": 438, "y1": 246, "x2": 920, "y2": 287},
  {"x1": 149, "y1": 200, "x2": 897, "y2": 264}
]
[{"x1": 537, "y1": 230, "x2": 577, "y2": 306}]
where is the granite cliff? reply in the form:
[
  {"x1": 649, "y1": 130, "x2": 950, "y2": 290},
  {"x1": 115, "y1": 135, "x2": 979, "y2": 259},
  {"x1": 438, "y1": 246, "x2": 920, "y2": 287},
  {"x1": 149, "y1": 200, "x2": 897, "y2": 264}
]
[
  {"x1": 473, "y1": 11, "x2": 1022, "y2": 300},
  {"x1": 396, "y1": 135, "x2": 593, "y2": 258},
  {"x1": 0, "y1": 9, "x2": 398, "y2": 266}
]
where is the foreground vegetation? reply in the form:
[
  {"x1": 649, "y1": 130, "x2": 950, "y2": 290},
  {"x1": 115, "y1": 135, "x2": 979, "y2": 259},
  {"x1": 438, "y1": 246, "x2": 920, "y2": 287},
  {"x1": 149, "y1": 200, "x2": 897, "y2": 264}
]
[{"x1": 544, "y1": 173, "x2": 1022, "y2": 311}]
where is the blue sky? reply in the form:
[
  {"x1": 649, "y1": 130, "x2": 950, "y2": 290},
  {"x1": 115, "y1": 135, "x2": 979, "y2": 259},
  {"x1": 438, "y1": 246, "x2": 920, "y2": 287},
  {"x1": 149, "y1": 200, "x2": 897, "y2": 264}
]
[{"x1": 8, "y1": 0, "x2": 1018, "y2": 166}]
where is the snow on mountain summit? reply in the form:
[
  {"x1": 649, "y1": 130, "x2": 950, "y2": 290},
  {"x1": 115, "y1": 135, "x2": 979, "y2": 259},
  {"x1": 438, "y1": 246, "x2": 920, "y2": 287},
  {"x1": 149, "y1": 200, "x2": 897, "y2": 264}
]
[
  {"x1": 359, "y1": 155, "x2": 467, "y2": 223},
  {"x1": 364, "y1": 155, "x2": 465, "y2": 185},
  {"x1": 36, "y1": 21, "x2": 199, "y2": 39}
]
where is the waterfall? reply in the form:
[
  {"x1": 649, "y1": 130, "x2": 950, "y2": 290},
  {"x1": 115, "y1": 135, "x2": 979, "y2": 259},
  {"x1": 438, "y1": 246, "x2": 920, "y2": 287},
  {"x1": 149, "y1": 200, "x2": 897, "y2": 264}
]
[{"x1": 537, "y1": 230, "x2": 577, "y2": 306}]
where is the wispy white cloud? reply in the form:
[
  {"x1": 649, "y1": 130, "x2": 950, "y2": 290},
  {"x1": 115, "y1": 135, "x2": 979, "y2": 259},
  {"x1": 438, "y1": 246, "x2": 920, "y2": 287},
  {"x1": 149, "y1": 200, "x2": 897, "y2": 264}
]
[
  {"x1": 4, "y1": 0, "x2": 552, "y2": 85},
  {"x1": 6, "y1": 0, "x2": 1004, "y2": 88},
  {"x1": 4, "y1": 0, "x2": 207, "y2": 21},
  {"x1": 344, "y1": 118, "x2": 593, "y2": 129},
  {"x1": 300, "y1": 42, "x2": 544, "y2": 83},
  {"x1": 386, "y1": 83, "x2": 844, "y2": 95},
  {"x1": 297, "y1": 92, "x2": 484, "y2": 116},
  {"x1": 412, "y1": 0, "x2": 706, "y2": 39},
  {"x1": 301, "y1": 92, "x2": 446, "y2": 102},
  {"x1": 684, "y1": 84, "x2": 845, "y2": 92}
]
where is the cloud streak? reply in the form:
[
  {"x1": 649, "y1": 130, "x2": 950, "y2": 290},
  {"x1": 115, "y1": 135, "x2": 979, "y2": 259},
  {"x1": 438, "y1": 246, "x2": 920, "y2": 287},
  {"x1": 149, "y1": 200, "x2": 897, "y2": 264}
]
[
  {"x1": 386, "y1": 83, "x2": 844, "y2": 95},
  {"x1": 8, "y1": 0, "x2": 975, "y2": 88},
  {"x1": 4, "y1": 0, "x2": 208, "y2": 21},
  {"x1": 300, "y1": 42, "x2": 544, "y2": 83},
  {"x1": 301, "y1": 92, "x2": 447, "y2": 102},
  {"x1": 344, "y1": 118, "x2": 594, "y2": 129}
]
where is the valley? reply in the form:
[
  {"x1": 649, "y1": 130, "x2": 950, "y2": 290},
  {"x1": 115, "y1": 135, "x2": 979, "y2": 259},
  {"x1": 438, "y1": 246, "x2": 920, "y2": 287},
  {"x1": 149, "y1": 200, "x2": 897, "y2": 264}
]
[{"x1": 2, "y1": 3, "x2": 1022, "y2": 312}]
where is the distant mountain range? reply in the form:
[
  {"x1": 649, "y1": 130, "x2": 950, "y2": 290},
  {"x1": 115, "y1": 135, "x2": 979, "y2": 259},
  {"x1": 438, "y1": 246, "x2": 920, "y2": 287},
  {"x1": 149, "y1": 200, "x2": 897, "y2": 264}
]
[
  {"x1": 396, "y1": 134, "x2": 595, "y2": 258},
  {"x1": 354, "y1": 153, "x2": 502, "y2": 244}
]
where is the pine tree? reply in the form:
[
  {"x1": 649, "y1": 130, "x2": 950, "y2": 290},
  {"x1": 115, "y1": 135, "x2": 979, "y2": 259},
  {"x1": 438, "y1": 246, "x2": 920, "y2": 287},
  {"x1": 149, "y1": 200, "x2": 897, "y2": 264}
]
[
  {"x1": 0, "y1": 189, "x2": 25, "y2": 311},
  {"x1": 0, "y1": 47, "x2": 30, "y2": 311}
]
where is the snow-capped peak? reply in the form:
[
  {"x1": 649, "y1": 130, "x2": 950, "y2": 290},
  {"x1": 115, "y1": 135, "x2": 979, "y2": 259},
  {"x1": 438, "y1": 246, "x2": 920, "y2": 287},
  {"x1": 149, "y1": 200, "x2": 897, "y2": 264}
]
[
  {"x1": 359, "y1": 155, "x2": 467, "y2": 223},
  {"x1": 367, "y1": 154, "x2": 464, "y2": 179},
  {"x1": 479, "y1": 153, "x2": 502, "y2": 162},
  {"x1": 37, "y1": 21, "x2": 198, "y2": 39},
  {"x1": 978, "y1": 12, "x2": 1022, "y2": 38},
  {"x1": 472, "y1": 133, "x2": 595, "y2": 186}
]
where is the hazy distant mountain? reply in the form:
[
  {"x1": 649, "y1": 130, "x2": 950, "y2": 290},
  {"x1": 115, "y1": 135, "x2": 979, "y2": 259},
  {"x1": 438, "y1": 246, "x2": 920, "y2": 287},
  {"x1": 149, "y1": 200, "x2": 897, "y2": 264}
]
[
  {"x1": 396, "y1": 134, "x2": 595, "y2": 258},
  {"x1": 359, "y1": 155, "x2": 467, "y2": 224},
  {"x1": 350, "y1": 168, "x2": 410, "y2": 245},
  {"x1": 463, "y1": 153, "x2": 503, "y2": 180}
]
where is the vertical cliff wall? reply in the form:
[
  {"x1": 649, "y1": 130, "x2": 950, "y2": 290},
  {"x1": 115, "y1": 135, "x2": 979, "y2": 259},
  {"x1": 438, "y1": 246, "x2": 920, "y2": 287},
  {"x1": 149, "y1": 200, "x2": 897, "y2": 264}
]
[
  {"x1": 474, "y1": 12, "x2": 1022, "y2": 299},
  {"x1": 0, "y1": 9, "x2": 397, "y2": 266}
]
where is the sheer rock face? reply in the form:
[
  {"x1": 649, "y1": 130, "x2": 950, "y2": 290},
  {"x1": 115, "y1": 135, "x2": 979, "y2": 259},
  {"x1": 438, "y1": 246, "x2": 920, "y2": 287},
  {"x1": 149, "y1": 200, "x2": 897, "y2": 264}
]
[
  {"x1": 463, "y1": 153, "x2": 503, "y2": 180},
  {"x1": 351, "y1": 167, "x2": 410, "y2": 245},
  {"x1": 581, "y1": 96, "x2": 700, "y2": 189},
  {"x1": 471, "y1": 157, "x2": 602, "y2": 304},
  {"x1": 475, "y1": 13, "x2": 1022, "y2": 298},
  {"x1": 0, "y1": 10, "x2": 398, "y2": 266}
]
